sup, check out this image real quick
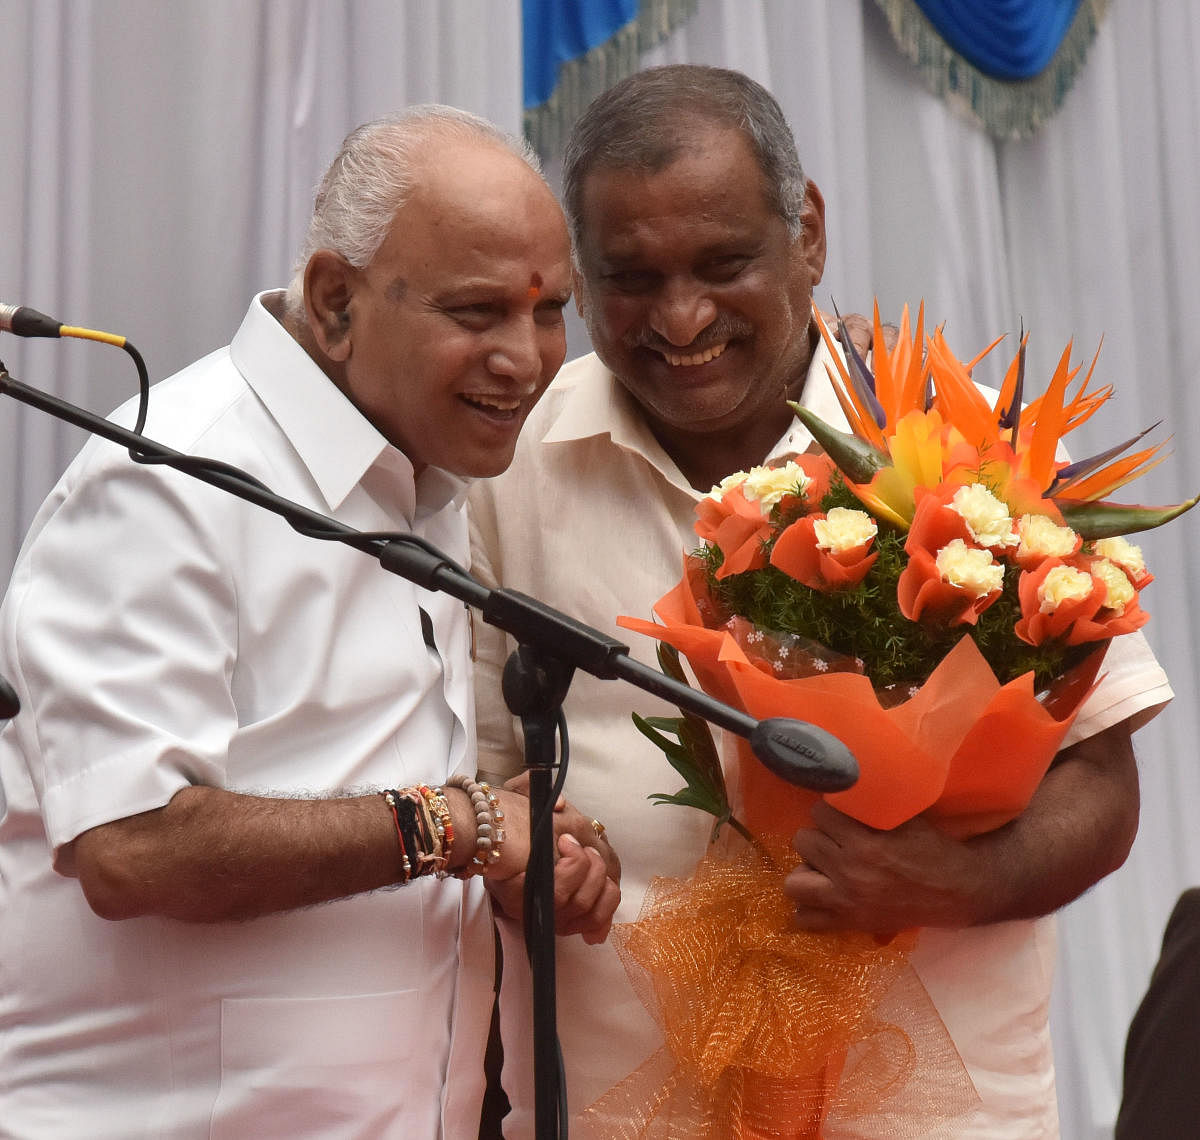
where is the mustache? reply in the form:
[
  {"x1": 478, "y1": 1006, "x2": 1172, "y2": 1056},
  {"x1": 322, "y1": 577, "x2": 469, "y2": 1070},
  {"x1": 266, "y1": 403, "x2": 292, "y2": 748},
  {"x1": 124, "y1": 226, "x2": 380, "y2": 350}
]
[{"x1": 624, "y1": 316, "x2": 753, "y2": 355}]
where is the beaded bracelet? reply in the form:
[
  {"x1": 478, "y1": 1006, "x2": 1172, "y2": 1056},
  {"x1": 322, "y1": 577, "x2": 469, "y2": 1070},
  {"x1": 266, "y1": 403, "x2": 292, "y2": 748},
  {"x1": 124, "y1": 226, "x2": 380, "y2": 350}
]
[
  {"x1": 418, "y1": 784, "x2": 455, "y2": 878},
  {"x1": 446, "y1": 773, "x2": 506, "y2": 879},
  {"x1": 381, "y1": 786, "x2": 447, "y2": 883}
]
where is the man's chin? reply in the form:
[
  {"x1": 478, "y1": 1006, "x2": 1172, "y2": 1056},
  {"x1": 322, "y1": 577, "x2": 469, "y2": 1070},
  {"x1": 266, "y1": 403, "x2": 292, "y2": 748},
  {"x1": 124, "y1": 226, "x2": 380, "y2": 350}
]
[{"x1": 449, "y1": 447, "x2": 520, "y2": 481}]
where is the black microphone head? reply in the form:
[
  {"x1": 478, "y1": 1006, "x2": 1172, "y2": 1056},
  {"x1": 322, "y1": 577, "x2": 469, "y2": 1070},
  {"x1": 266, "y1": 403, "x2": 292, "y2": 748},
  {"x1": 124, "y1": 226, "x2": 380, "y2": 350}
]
[
  {"x1": 0, "y1": 675, "x2": 19, "y2": 720},
  {"x1": 749, "y1": 716, "x2": 857, "y2": 792}
]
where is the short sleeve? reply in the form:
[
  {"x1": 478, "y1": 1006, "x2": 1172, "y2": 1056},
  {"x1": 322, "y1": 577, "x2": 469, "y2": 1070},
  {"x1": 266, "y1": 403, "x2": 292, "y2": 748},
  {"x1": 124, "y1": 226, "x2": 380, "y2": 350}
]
[
  {"x1": 1061, "y1": 631, "x2": 1171, "y2": 748},
  {"x1": 3, "y1": 452, "x2": 239, "y2": 851}
]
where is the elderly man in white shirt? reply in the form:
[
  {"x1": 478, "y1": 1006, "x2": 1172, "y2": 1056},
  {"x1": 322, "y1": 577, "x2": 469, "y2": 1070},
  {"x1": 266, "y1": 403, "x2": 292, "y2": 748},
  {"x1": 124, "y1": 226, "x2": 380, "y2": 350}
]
[{"x1": 0, "y1": 107, "x2": 617, "y2": 1139}]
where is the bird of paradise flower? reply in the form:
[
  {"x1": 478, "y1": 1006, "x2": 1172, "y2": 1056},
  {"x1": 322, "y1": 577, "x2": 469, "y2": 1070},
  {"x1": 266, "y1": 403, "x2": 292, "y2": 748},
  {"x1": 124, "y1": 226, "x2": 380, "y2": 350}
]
[{"x1": 799, "y1": 302, "x2": 1198, "y2": 539}]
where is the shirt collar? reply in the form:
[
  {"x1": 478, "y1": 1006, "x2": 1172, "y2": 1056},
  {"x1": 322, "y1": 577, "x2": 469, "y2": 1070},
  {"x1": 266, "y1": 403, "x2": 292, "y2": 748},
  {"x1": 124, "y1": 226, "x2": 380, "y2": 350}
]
[
  {"x1": 769, "y1": 333, "x2": 852, "y2": 459},
  {"x1": 539, "y1": 333, "x2": 851, "y2": 496},
  {"x1": 541, "y1": 358, "x2": 672, "y2": 462},
  {"x1": 229, "y1": 291, "x2": 468, "y2": 520}
]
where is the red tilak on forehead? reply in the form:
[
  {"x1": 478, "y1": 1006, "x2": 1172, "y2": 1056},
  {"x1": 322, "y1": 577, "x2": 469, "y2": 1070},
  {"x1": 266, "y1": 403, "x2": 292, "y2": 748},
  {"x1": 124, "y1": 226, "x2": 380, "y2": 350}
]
[{"x1": 528, "y1": 272, "x2": 543, "y2": 300}]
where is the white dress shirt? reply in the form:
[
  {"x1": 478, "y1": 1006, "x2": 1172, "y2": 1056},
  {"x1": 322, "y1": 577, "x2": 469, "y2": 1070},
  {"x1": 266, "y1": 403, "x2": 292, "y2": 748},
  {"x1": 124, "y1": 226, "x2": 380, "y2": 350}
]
[
  {"x1": 0, "y1": 292, "x2": 493, "y2": 1139},
  {"x1": 468, "y1": 342, "x2": 1171, "y2": 1139}
]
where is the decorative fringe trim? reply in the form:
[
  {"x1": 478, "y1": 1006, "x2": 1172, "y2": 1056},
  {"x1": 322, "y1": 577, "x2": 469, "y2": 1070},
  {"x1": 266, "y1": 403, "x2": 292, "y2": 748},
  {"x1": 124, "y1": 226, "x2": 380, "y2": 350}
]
[
  {"x1": 872, "y1": 0, "x2": 1110, "y2": 140},
  {"x1": 524, "y1": 0, "x2": 699, "y2": 159}
]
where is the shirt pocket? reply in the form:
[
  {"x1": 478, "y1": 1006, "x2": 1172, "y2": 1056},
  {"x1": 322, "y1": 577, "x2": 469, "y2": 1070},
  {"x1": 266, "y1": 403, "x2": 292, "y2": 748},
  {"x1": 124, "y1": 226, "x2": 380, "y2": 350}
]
[{"x1": 210, "y1": 989, "x2": 421, "y2": 1139}]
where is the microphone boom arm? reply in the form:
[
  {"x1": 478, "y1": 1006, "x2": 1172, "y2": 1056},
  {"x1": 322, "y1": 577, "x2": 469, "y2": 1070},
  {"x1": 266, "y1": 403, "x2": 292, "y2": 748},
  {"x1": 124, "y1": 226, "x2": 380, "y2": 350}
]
[
  {"x1": 0, "y1": 356, "x2": 857, "y2": 1140},
  {"x1": 0, "y1": 364, "x2": 857, "y2": 792}
]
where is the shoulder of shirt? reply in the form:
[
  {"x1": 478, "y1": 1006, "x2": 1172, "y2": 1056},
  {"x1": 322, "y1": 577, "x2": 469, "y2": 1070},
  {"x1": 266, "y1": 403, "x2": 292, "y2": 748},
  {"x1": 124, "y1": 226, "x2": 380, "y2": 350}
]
[
  {"x1": 506, "y1": 352, "x2": 612, "y2": 452},
  {"x1": 91, "y1": 352, "x2": 258, "y2": 468},
  {"x1": 468, "y1": 353, "x2": 610, "y2": 515},
  {"x1": 54, "y1": 351, "x2": 298, "y2": 543},
  {"x1": 525, "y1": 352, "x2": 606, "y2": 422}
]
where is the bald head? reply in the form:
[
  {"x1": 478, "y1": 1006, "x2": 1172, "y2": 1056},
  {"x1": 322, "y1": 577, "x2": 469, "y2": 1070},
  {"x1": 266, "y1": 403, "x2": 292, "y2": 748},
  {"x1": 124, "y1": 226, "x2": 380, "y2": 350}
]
[
  {"x1": 288, "y1": 111, "x2": 571, "y2": 480},
  {"x1": 286, "y1": 107, "x2": 546, "y2": 314}
]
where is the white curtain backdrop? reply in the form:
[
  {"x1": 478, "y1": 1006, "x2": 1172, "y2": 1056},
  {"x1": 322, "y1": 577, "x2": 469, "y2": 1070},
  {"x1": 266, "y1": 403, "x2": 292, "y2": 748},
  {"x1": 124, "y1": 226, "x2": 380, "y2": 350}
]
[{"x1": 2, "y1": 2, "x2": 1196, "y2": 1136}]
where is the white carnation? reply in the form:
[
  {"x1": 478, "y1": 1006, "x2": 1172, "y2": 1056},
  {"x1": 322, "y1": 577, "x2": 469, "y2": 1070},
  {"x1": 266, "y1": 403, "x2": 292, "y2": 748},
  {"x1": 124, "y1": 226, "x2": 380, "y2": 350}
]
[
  {"x1": 935, "y1": 539, "x2": 1004, "y2": 597},
  {"x1": 1094, "y1": 535, "x2": 1147, "y2": 579},
  {"x1": 814, "y1": 507, "x2": 877, "y2": 554},
  {"x1": 1038, "y1": 564, "x2": 1094, "y2": 613},
  {"x1": 1092, "y1": 558, "x2": 1136, "y2": 614},
  {"x1": 1016, "y1": 514, "x2": 1078, "y2": 560},
  {"x1": 951, "y1": 483, "x2": 1018, "y2": 549},
  {"x1": 740, "y1": 461, "x2": 812, "y2": 509},
  {"x1": 708, "y1": 471, "x2": 748, "y2": 502}
]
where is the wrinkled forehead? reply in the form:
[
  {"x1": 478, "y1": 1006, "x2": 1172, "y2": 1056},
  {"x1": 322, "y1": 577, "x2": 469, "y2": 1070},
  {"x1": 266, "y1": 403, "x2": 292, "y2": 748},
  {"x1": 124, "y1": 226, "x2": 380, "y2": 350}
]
[
  {"x1": 574, "y1": 149, "x2": 781, "y2": 264},
  {"x1": 577, "y1": 125, "x2": 773, "y2": 219}
]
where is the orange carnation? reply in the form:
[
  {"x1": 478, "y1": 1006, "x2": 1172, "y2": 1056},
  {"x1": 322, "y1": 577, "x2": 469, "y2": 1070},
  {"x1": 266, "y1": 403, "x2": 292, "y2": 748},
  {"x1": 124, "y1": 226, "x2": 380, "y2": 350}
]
[
  {"x1": 1015, "y1": 557, "x2": 1149, "y2": 646},
  {"x1": 694, "y1": 484, "x2": 773, "y2": 579},
  {"x1": 770, "y1": 515, "x2": 877, "y2": 590}
]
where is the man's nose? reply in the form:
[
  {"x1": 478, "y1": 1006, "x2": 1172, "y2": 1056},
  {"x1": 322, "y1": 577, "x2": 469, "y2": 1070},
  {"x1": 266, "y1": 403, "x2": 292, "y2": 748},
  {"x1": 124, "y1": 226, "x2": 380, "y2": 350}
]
[
  {"x1": 649, "y1": 280, "x2": 717, "y2": 347},
  {"x1": 487, "y1": 319, "x2": 542, "y2": 383}
]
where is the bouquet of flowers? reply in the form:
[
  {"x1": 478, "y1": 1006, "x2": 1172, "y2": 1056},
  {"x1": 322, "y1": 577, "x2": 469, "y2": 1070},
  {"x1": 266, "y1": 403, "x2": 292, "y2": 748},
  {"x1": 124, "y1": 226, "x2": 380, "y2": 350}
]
[{"x1": 592, "y1": 304, "x2": 1197, "y2": 1139}]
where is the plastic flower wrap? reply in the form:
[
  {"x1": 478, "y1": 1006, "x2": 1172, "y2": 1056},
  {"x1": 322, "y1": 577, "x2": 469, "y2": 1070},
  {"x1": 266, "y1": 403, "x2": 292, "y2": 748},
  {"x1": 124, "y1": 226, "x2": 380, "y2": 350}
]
[{"x1": 591, "y1": 304, "x2": 1198, "y2": 1139}]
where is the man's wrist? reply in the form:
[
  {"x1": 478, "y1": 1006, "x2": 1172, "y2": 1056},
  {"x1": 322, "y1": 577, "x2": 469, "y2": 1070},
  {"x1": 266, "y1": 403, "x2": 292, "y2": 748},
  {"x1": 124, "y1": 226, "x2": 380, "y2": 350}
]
[{"x1": 445, "y1": 774, "x2": 506, "y2": 879}]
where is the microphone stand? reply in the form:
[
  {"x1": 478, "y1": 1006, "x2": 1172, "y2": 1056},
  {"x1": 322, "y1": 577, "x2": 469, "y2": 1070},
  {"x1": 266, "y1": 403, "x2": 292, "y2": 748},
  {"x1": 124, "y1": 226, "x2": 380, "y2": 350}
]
[
  {"x1": 0, "y1": 675, "x2": 18, "y2": 720},
  {"x1": 0, "y1": 364, "x2": 858, "y2": 1139}
]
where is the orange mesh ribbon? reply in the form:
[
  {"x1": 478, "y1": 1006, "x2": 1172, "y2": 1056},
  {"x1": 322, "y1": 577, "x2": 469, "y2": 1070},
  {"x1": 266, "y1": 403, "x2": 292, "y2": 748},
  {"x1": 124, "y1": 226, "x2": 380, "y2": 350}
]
[
  {"x1": 577, "y1": 840, "x2": 979, "y2": 1139},
  {"x1": 591, "y1": 557, "x2": 1106, "y2": 1137}
]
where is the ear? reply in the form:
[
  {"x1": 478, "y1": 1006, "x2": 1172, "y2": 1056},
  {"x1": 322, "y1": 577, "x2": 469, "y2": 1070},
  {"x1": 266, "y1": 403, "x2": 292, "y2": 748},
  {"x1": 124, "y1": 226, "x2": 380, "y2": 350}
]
[
  {"x1": 303, "y1": 250, "x2": 357, "y2": 363},
  {"x1": 796, "y1": 179, "x2": 828, "y2": 286},
  {"x1": 571, "y1": 264, "x2": 587, "y2": 320}
]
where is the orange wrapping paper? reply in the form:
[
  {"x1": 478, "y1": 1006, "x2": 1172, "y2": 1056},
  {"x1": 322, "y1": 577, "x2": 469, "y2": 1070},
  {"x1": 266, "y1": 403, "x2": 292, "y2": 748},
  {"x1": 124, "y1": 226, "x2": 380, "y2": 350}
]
[
  {"x1": 620, "y1": 559, "x2": 1104, "y2": 842},
  {"x1": 595, "y1": 558, "x2": 1105, "y2": 1138}
]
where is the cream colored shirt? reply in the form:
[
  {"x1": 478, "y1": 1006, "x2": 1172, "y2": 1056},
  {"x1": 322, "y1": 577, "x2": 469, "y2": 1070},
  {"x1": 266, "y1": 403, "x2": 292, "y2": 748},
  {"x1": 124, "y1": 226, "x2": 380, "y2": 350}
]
[{"x1": 468, "y1": 344, "x2": 1171, "y2": 1139}]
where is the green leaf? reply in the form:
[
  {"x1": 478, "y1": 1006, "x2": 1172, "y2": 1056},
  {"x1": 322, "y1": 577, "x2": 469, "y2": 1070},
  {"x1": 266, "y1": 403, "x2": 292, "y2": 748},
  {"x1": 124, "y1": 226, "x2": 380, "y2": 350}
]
[
  {"x1": 1057, "y1": 493, "x2": 1200, "y2": 539},
  {"x1": 633, "y1": 642, "x2": 763, "y2": 846},
  {"x1": 649, "y1": 788, "x2": 723, "y2": 813},
  {"x1": 653, "y1": 640, "x2": 690, "y2": 687},
  {"x1": 632, "y1": 712, "x2": 725, "y2": 811},
  {"x1": 632, "y1": 696, "x2": 734, "y2": 842},
  {"x1": 788, "y1": 403, "x2": 890, "y2": 484}
]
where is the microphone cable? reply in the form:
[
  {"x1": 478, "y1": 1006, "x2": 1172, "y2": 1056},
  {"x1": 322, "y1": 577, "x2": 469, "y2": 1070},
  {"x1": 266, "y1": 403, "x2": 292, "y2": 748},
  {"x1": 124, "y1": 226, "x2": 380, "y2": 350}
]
[
  {"x1": 0, "y1": 303, "x2": 151, "y2": 435},
  {"x1": 0, "y1": 302, "x2": 469, "y2": 577}
]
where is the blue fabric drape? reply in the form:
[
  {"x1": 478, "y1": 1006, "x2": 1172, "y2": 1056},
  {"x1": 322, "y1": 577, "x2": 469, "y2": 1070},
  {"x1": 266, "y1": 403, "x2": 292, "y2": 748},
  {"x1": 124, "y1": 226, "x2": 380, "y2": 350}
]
[
  {"x1": 874, "y1": 0, "x2": 1108, "y2": 138},
  {"x1": 523, "y1": 0, "x2": 638, "y2": 109},
  {"x1": 520, "y1": 0, "x2": 698, "y2": 158},
  {"x1": 913, "y1": 0, "x2": 1082, "y2": 80}
]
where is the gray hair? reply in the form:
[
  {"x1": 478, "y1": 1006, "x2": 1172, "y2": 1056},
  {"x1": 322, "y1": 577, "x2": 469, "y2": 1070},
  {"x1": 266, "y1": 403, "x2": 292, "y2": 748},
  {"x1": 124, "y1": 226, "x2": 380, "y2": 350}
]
[
  {"x1": 562, "y1": 64, "x2": 807, "y2": 251},
  {"x1": 285, "y1": 106, "x2": 543, "y2": 312}
]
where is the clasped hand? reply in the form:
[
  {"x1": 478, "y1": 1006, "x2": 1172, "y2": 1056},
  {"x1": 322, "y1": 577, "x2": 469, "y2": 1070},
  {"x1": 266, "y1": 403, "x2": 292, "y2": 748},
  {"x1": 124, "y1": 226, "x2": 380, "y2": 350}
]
[{"x1": 484, "y1": 774, "x2": 622, "y2": 945}]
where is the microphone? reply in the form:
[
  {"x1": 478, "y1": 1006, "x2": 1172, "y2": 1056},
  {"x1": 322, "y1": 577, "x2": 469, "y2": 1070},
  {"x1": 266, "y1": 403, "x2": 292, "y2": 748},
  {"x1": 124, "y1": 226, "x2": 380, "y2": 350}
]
[
  {"x1": 1, "y1": 303, "x2": 128, "y2": 348},
  {"x1": 0, "y1": 303, "x2": 149, "y2": 431},
  {"x1": 751, "y1": 717, "x2": 858, "y2": 792},
  {"x1": 0, "y1": 675, "x2": 18, "y2": 721},
  {"x1": 0, "y1": 303, "x2": 66, "y2": 339}
]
